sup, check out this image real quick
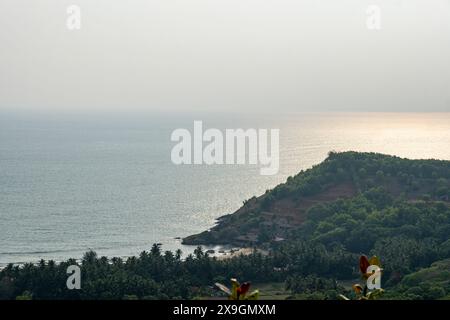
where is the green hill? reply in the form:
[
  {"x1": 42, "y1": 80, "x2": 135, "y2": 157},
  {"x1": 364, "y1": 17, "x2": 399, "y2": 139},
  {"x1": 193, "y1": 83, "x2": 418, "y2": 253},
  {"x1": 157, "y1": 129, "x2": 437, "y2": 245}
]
[
  {"x1": 386, "y1": 258, "x2": 450, "y2": 300},
  {"x1": 2, "y1": 152, "x2": 449, "y2": 300},
  {"x1": 183, "y1": 151, "x2": 450, "y2": 246}
]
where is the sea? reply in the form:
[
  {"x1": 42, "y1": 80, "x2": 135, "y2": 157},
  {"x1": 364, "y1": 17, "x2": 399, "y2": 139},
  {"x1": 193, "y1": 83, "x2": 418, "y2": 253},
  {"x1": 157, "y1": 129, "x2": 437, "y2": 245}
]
[{"x1": 1, "y1": 111, "x2": 449, "y2": 266}]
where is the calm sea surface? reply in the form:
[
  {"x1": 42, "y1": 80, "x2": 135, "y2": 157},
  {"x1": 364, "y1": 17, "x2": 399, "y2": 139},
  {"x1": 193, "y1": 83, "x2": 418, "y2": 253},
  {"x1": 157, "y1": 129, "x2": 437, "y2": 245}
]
[{"x1": 1, "y1": 112, "x2": 449, "y2": 266}]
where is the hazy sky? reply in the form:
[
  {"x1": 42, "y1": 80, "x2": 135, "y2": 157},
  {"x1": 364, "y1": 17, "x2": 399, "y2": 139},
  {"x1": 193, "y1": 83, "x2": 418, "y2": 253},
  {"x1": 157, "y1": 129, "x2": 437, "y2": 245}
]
[{"x1": 1, "y1": 0, "x2": 449, "y2": 113}]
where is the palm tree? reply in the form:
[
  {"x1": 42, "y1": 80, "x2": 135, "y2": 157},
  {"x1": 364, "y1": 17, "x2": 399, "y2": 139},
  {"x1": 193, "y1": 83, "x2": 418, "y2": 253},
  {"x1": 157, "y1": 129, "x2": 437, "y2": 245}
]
[{"x1": 175, "y1": 249, "x2": 182, "y2": 261}]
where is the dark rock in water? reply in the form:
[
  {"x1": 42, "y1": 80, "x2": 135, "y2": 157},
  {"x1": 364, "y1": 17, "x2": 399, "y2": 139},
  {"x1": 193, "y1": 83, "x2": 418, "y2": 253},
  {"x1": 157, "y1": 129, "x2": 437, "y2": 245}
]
[{"x1": 206, "y1": 249, "x2": 215, "y2": 254}]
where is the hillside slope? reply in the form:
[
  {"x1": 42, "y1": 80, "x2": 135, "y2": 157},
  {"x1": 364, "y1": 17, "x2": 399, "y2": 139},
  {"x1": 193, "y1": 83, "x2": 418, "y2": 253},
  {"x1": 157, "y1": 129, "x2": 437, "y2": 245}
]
[
  {"x1": 183, "y1": 151, "x2": 450, "y2": 246},
  {"x1": 387, "y1": 258, "x2": 450, "y2": 300}
]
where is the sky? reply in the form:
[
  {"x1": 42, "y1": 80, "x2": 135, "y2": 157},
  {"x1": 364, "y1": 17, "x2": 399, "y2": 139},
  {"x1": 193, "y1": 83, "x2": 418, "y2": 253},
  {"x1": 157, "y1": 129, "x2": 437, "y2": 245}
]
[{"x1": 0, "y1": 0, "x2": 449, "y2": 113}]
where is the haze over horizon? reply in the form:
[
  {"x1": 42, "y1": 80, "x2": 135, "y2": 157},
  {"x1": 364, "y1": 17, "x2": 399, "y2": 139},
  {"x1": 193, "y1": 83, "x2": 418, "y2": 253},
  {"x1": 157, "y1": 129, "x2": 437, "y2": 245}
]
[{"x1": 1, "y1": 0, "x2": 450, "y2": 114}]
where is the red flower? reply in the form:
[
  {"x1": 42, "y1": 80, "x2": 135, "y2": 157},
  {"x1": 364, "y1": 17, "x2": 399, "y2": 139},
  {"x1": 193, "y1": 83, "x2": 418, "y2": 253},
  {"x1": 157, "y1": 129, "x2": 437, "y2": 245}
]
[
  {"x1": 237, "y1": 282, "x2": 251, "y2": 298},
  {"x1": 359, "y1": 255, "x2": 370, "y2": 276}
]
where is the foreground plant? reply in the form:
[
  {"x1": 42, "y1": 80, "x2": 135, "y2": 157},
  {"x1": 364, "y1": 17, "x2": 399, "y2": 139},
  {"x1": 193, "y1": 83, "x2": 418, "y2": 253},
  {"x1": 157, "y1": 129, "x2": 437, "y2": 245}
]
[
  {"x1": 215, "y1": 278, "x2": 259, "y2": 300},
  {"x1": 339, "y1": 255, "x2": 384, "y2": 300}
]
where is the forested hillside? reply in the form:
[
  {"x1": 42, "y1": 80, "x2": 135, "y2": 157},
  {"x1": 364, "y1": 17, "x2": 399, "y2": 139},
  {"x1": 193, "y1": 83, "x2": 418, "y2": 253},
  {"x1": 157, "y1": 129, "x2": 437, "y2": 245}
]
[
  {"x1": 184, "y1": 151, "x2": 450, "y2": 246},
  {"x1": 1, "y1": 152, "x2": 449, "y2": 300}
]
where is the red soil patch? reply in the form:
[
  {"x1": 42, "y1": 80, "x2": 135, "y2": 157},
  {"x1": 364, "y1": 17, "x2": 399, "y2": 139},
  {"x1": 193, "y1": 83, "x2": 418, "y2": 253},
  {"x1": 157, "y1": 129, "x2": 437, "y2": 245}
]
[{"x1": 263, "y1": 182, "x2": 357, "y2": 228}]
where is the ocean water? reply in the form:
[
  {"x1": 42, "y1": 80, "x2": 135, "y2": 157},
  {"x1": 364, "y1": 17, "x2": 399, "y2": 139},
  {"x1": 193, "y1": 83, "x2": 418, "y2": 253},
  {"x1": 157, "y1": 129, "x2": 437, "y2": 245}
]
[{"x1": 1, "y1": 111, "x2": 450, "y2": 266}]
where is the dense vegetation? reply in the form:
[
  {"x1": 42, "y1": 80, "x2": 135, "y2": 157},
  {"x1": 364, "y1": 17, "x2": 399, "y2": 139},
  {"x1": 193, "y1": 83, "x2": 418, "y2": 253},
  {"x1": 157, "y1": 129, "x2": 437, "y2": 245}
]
[
  {"x1": 1, "y1": 152, "x2": 449, "y2": 300},
  {"x1": 184, "y1": 151, "x2": 450, "y2": 245}
]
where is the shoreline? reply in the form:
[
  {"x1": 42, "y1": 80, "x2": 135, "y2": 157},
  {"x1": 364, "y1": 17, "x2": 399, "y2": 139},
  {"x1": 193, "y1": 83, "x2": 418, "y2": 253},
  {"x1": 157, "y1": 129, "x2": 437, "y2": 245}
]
[{"x1": 0, "y1": 245, "x2": 263, "y2": 270}]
